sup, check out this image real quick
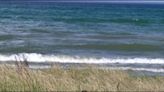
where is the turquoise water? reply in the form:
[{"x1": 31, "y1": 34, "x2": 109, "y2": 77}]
[{"x1": 0, "y1": 2, "x2": 164, "y2": 74}]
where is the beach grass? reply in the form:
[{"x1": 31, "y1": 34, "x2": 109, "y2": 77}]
[{"x1": 0, "y1": 64, "x2": 164, "y2": 91}]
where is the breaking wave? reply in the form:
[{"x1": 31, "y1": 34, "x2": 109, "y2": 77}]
[{"x1": 0, "y1": 53, "x2": 164, "y2": 64}]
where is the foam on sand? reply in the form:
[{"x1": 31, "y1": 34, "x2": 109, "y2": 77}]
[{"x1": 108, "y1": 67, "x2": 164, "y2": 73}]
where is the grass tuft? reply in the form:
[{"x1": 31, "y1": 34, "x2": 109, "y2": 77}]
[
  {"x1": 0, "y1": 59, "x2": 164, "y2": 91},
  {"x1": 0, "y1": 63, "x2": 164, "y2": 91}
]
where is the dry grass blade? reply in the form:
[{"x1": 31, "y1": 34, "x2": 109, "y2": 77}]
[{"x1": 0, "y1": 63, "x2": 164, "y2": 91}]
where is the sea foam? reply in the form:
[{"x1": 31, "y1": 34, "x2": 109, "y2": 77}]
[
  {"x1": 0, "y1": 53, "x2": 163, "y2": 64},
  {"x1": 108, "y1": 67, "x2": 164, "y2": 73}
]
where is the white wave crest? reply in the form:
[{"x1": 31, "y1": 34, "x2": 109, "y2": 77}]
[{"x1": 0, "y1": 53, "x2": 164, "y2": 64}]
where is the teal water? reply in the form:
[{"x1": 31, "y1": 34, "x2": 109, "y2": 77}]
[{"x1": 0, "y1": 2, "x2": 164, "y2": 74}]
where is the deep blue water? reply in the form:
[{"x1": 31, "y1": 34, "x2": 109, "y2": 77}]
[{"x1": 0, "y1": 2, "x2": 164, "y2": 74}]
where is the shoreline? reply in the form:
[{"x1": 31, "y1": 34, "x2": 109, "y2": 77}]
[
  {"x1": 1, "y1": 61, "x2": 164, "y2": 76},
  {"x1": 0, "y1": 64, "x2": 164, "y2": 91}
]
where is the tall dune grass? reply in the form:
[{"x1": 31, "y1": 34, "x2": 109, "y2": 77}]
[{"x1": 0, "y1": 63, "x2": 164, "y2": 91}]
